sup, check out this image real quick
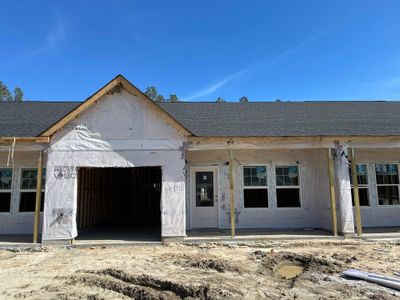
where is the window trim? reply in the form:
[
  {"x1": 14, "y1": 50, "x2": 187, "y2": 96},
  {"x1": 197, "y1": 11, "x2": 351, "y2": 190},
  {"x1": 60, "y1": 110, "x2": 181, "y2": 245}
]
[
  {"x1": 349, "y1": 163, "x2": 370, "y2": 207},
  {"x1": 242, "y1": 165, "x2": 269, "y2": 210},
  {"x1": 0, "y1": 167, "x2": 13, "y2": 214},
  {"x1": 18, "y1": 168, "x2": 46, "y2": 214},
  {"x1": 275, "y1": 164, "x2": 302, "y2": 209},
  {"x1": 374, "y1": 162, "x2": 400, "y2": 207}
]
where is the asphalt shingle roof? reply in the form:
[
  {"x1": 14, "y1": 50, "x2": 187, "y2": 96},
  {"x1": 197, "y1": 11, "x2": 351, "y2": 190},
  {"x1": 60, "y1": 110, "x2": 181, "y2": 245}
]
[
  {"x1": 159, "y1": 101, "x2": 400, "y2": 137},
  {"x1": 0, "y1": 101, "x2": 80, "y2": 137},
  {"x1": 2, "y1": 100, "x2": 400, "y2": 137}
]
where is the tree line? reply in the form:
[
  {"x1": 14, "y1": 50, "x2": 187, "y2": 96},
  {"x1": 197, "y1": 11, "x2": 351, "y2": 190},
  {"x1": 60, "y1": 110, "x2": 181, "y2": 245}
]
[
  {"x1": 144, "y1": 86, "x2": 249, "y2": 103},
  {"x1": 0, "y1": 81, "x2": 24, "y2": 101},
  {"x1": 0, "y1": 81, "x2": 252, "y2": 103}
]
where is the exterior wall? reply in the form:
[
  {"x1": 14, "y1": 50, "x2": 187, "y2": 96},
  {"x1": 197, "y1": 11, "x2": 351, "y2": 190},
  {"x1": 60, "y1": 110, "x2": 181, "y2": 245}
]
[
  {"x1": 42, "y1": 90, "x2": 186, "y2": 241},
  {"x1": 186, "y1": 149, "x2": 333, "y2": 231},
  {"x1": 355, "y1": 148, "x2": 400, "y2": 227},
  {"x1": 0, "y1": 150, "x2": 45, "y2": 234}
]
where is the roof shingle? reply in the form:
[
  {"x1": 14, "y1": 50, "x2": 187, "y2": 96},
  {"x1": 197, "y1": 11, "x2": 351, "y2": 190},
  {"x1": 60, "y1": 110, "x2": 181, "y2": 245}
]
[
  {"x1": 1, "y1": 100, "x2": 400, "y2": 137},
  {"x1": 0, "y1": 101, "x2": 80, "y2": 137}
]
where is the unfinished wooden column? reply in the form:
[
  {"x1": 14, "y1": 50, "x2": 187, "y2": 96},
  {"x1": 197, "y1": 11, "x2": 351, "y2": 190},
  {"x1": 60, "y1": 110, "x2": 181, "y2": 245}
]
[
  {"x1": 348, "y1": 147, "x2": 363, "y2": 237},
  {"x1": 327, "y1": 149, "x2": 338, "y2": 236},
  {"x1": 33, "y1": 151, "x2": 43, "y2": 243},
  {"x1": 229, "y1": 149, "x2": 235, "y2": 238}
]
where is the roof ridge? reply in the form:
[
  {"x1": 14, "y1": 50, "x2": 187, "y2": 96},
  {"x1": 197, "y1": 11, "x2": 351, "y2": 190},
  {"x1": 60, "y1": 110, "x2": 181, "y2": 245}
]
[
  {"x1": 0, "y1": 101, "x2": 81, "y2": 103},
  {"x1": 160, "y1": 100, "x2": 398, "y2": 104}
]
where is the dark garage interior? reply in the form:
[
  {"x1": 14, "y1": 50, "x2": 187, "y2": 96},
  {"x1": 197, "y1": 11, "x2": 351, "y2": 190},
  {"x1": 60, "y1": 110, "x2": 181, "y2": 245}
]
[{"x1": 76, "y1": 167, "x2": 161, "y2": 242}]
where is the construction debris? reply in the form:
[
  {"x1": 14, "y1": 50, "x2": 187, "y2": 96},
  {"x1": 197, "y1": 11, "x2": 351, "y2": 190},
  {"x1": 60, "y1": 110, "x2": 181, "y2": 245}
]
[{"x1": 343, "y1": 269, "x2": 400, "y2": 291}]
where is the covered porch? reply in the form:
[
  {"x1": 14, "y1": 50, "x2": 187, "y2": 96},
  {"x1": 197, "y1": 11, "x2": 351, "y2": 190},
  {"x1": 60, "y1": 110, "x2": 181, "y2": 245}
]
[{"x1": 186, "y1": 136, "x2": 400, "y2": 239}]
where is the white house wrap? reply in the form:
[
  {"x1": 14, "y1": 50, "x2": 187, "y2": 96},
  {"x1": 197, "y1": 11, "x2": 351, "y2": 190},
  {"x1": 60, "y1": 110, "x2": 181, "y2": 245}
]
[
  {"x1": 1, "y1": 75, "x2": 400, "y2": 242},
  {"x1": 42, "y1": 90, "x2": 186, "y2": 240}
]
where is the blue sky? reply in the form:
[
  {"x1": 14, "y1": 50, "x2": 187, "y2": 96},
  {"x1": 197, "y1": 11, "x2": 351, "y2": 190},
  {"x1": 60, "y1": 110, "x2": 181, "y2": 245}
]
[{"x1": 1, "y1": 0, "x2": 400, "y2": 102}]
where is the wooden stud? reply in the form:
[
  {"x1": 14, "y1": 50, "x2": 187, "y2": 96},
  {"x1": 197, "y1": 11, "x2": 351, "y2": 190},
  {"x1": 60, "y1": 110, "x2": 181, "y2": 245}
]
[
  {"x1": 0, "y1": 136, "x2": 49, "y2": 144},
  {"x1": 349, "y1": 147, "x2": 363, "y2": 237},
  {"x1": 84, "y1": 169, "x2": 89, "y2": 229},
  {"x1": 229, "y1": 149, "x2": 236, "y2": 238},
  {"x1": 33, "y1": 151, "x2": 43, "y2": 243},
  {"x1": 327, "y1": 149, "x2": 338, "y2": 237}
]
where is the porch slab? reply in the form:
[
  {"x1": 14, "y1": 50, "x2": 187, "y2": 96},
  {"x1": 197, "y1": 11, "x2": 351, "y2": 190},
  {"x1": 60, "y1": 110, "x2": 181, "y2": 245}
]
[
  {"x1": 362, "y1": 227, "x2": 400, "y2": 241},
  {"x1": 185, "y1": 229, "x2": 342, "y2": 243},
  {"x1": 0, "y1": 235, "x2": 40, "y2": 249}
]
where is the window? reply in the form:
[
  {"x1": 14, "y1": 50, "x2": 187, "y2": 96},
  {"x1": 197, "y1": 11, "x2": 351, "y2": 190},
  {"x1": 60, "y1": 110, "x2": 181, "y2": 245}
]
[
  {"x1": 349, "y1": 164, "x2": 369, "y2": 206},
  {"x1": 276, "y1": 165, "x2": 301, "y2": 207},
  {"x1": 0, "y1": 168, "x2": 12, "y2": 212},
  {"x1": 19, "y1": 168, "x2": 46, "y2": 212},
  {"x1": 243, "y1": 166, "x2": 268, "y2": 208},
  {"x1": 195, "y1": 171, "x2": 214, "y2": 207},
  {"x1": 375, "y1": 164, "x2": 400, "y2": 206}
]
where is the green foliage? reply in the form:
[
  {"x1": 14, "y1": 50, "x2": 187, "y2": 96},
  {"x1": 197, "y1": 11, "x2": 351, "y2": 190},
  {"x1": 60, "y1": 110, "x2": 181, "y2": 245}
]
[
  {"x1": 0, "y1": 81, "x2": 13, "y2": 101},
  {"x1": 144, "y1": 86, "x2": 159, "y2": 101},
  {"x1": 144, "y1": 86, "x2": 181, "y2": 103},
  {"x1": 14, "y1": 87, "x2": 23, "y2": 102},
  {"x1": 215, "y1": 97, "x2": 225, "y2": 103},
  {"x1": 0, "y1": 81, "x2": 24, "y2": 101},
  {"x1": 168, "y1": 94, "x2": 180, "y2": 102},
  {"x1": 239, "y1": 96, "x2": 249, "y2": 102}
]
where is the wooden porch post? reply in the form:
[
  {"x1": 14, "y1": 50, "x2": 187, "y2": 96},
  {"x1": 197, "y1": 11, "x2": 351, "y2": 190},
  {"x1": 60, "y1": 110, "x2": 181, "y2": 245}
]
[
  {"x1": 327, "y1": 148, "x2": 338, "y2": 236},
  {"x1": 33, "y1": 151, "x2": 43, "y2": 243},
  {"x1": 229, "y1": 149, "x2": 235, "y2": 238},
  {"x1": 348, "y1": 147, "x2": 363, "y2": 237}
]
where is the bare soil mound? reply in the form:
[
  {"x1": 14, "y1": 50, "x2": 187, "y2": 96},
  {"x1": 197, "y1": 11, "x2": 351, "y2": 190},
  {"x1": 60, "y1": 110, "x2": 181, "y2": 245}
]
[{"x1": 66, "y1": 268, "x2": 233, "y2": 299}]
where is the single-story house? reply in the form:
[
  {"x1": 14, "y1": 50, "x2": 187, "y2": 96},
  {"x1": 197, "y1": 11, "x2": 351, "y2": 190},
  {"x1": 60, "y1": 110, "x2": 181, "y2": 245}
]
[{"x1": 1, "y1": 75, "x2": 400, "y2": 244}]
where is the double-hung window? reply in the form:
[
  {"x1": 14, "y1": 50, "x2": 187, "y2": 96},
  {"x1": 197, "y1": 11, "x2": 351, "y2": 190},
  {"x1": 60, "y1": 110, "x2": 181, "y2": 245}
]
[
  {"x1": 19, "y1": 168, "x2": 46, "y2": 212},
  {"x1": 349, "y1": 164, "x2": 369, "y2": 206},
  {"x1": 375, "y1": 164, "x2": 400, "y2": 206},
  {"x1": 275, "y1": 165, "x2": 301, "y2": 208},
  {"x1": 243, "y1": 166, "x2": 268, "y2": 208},
  {"x1": 0, "y1": 168, "x2": 12, "y2": 212}
]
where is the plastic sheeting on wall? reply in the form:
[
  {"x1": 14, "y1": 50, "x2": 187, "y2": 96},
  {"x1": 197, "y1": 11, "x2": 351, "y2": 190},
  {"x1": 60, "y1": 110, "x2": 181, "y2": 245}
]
[
  {"x1": 42, "y1": 90, "x2": 186, "y2": 240},
  {"x1": 334, "y1": 144, "x2": 355, "y2": 234}
]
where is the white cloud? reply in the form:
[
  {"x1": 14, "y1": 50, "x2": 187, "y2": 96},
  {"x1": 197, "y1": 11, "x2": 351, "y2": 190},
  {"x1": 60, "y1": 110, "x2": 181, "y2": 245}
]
[
  {"x1": 185, "y1": 68, "x2": 248, "y2": 100},
  {"x1": 184, "y1": 33, "x2": 323, "y2": 101},
  {"x1": 6, "y1": 17, "x2": 68, "y2": 65},
  {"x1": 30, "y1": 18, "x2": 68, "y2": 56}
]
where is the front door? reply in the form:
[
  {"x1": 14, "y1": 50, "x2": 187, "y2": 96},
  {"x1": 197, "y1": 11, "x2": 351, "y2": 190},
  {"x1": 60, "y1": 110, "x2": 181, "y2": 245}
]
[{"x1": 191, "y1": 167, "x2": 219, "y2": 228}]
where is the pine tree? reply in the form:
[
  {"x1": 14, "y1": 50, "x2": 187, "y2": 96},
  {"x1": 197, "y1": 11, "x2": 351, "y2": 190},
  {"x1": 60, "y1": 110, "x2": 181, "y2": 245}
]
[
  {"x1": 14, "y1": 87, "x2": 23, "y2": 101},
  {"x1": 144, "y1": 86, "x2": 158, "y2": 101},
  {"x1": 168, "y1": 94, "x2": 180, "y2": 102},
  {"x1": 0, "y1": 81, "x2": 13, "y2": 101}
]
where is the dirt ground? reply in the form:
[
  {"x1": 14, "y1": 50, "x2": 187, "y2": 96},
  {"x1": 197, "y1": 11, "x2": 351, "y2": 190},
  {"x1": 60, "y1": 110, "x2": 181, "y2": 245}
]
[{"x1": 0, "y1": 240, "x2": 400, "y2": 299}]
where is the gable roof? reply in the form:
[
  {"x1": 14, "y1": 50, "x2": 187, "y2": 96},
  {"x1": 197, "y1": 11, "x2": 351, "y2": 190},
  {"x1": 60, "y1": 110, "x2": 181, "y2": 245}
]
[
  {"x1": 159, "y1": 101, "x2": 400, "y2": 137},
  {"x1": 0, "y1": 101, "x2": 80, "y2": 137},
  {"x1": 1, "y1": 75, "x2": 400, "y2": 138},
  {"x1": 39, "y1": 75, "x2": 192, "y2": 137}
]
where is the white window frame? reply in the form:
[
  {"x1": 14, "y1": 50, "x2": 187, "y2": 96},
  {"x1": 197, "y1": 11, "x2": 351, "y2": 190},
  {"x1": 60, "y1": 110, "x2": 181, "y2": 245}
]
[
  {"x1": 18, "y1": 168, "x2": 46, "y2": 214},
  {"x1": 349, "y1": 163, "x2": 370, "y2": 207},
  {"x1": 274, "y1": 164, "x2": 302, "y2": 209},
  {"x1": 242, "y1": 165, "x2": 269, "y2": 210},
  {"x1": 374, "y1": 162, "x2": 400, "y2": 207},
  {"x1": 0, "y1": 168, "x2": 13, "y2": 214}
]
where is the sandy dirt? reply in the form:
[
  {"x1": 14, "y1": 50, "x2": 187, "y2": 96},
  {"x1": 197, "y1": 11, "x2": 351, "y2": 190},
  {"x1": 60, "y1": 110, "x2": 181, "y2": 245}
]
[{"x1": 0, "y1": 240, "x2": 400, "y2": 299}]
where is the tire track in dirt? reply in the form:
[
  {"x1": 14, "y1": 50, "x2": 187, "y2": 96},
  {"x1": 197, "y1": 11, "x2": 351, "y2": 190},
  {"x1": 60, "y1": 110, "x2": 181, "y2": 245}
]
[{"x1": 66, "y1": 268, "x2": 235, "y2": 299}]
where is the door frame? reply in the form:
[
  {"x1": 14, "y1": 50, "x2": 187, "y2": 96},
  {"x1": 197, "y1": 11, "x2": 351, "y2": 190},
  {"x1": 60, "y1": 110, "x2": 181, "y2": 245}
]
[{"x1": 189, "y1": 166, "x2": 220, "y2": 229}]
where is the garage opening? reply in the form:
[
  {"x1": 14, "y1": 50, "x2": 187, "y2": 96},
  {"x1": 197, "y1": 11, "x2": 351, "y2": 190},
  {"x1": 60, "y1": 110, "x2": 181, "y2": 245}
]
[{"x1": 76, "y1": 167, "x2": 161, "y2": 242}]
